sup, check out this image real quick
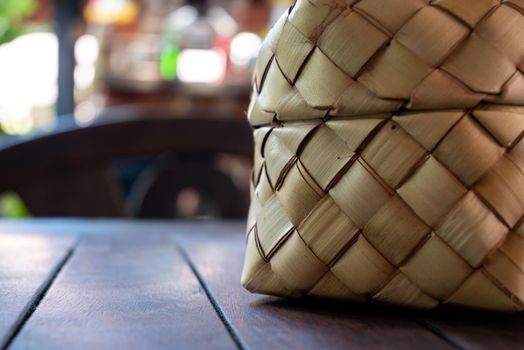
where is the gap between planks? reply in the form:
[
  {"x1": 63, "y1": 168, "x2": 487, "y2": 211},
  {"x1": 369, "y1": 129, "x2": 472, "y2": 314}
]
[
  {"x1": 0, "y1": 231, "x2": 466, "y2": 350},
  {"x1": 177, "y1": 237, "x2": 468, "y2": 350},
  {"x1": 411, "y1": 318, "x2": 467, "y2": 350},
  {"x1": 0, "y1": 239, "x2": 79, "y2": 350},
  {"x1": 176, "y1": 244, "x2": 250, "y2": 350}
]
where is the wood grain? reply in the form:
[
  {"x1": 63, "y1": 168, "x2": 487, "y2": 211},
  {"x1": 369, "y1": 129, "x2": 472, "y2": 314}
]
[
  {"x1": 0, "y1": 233, "x2": 76, "y2": 347},
  {"x1": 9, "y1": 234, "x2": 235, "y2": 350},
  {"x1": 176, "y1": 227, "x2": 454, "y2": 350},
  {"x1": 417, "y1": 312, "x2": 524, "y2": 349},
  {"x1": 2, "y1": 220, "x2": 524, "y2": 349}
]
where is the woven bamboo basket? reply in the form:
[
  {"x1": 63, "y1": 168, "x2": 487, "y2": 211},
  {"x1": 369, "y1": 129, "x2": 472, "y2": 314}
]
[{"x1": 241, "y1": 0, "x2": 524, "y2": 312}]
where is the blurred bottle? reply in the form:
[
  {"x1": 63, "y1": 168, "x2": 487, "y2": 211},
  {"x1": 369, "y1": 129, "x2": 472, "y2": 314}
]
[{"x1": 161, "y1": 0, "x2": 237, "y2": 84}]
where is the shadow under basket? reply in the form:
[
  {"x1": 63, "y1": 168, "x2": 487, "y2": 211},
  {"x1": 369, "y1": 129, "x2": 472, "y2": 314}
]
[{"x1": 241, "y1": 0, "x2": 524, "y2": 312}]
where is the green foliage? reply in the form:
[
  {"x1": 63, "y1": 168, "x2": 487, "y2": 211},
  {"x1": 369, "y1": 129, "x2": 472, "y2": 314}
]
[
  {"x1": 0, "y1": 0, "x2": 37, "y2": 44},
  {"x1": 0, "y1": 192, "x2": 30, "y2": 218}
]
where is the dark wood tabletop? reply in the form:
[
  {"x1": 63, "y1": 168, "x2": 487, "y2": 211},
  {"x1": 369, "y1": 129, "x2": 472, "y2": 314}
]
[{"x1": 0, "y1": 219, "x2": 523, "y2": 350}]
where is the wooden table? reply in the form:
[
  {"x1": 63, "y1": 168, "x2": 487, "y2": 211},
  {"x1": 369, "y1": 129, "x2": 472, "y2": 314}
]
[{"x1": 0, "y1": 220, "x2": 523, "y2": 350}]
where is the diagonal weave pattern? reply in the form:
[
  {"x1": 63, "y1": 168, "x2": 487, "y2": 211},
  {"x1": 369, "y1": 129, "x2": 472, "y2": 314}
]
[{"x1": 241, "y1": 0, "x2": 524, "y2": 312}]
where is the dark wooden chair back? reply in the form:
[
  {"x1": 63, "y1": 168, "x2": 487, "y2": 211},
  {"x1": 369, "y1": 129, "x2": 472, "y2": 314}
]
[{"x1": 0, "y1": 110, "x2": 253, "y2": 218}]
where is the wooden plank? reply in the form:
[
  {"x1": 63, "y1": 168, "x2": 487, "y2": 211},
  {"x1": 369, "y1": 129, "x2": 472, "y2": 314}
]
[
  {"x1": 177, "y1": 228, "x2": 456, "y2": 350},
  {"x1": 5, "y1": 220, "x2": 523, "y2": 350},
  {"x1": 10, "y1": 234, "x2": 236, "y2": 350},
  {"x1": 0, "y1": 233, "x2": 76, "y2": 347},
  {"x1": 416, "y1": 312, "x2": 524, "y2": 349},
  {"x1": 0, "y1": 218, "x2": 176, "y2": 236}
]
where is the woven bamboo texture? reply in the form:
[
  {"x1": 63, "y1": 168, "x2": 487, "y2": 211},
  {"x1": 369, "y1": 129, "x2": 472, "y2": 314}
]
[{"x1": 241, "y1": 0, "x2": 524, "y2": 312}]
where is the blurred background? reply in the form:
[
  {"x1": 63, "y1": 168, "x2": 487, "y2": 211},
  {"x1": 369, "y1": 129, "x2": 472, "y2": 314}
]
[{"x1": 0, "y1": 0, "x2": 291, "y2": 219}]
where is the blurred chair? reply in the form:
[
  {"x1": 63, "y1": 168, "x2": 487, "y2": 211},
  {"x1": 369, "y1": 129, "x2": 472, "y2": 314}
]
[{"x1": 0, "y1": 107, "x2": 253, "y2": 218}]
